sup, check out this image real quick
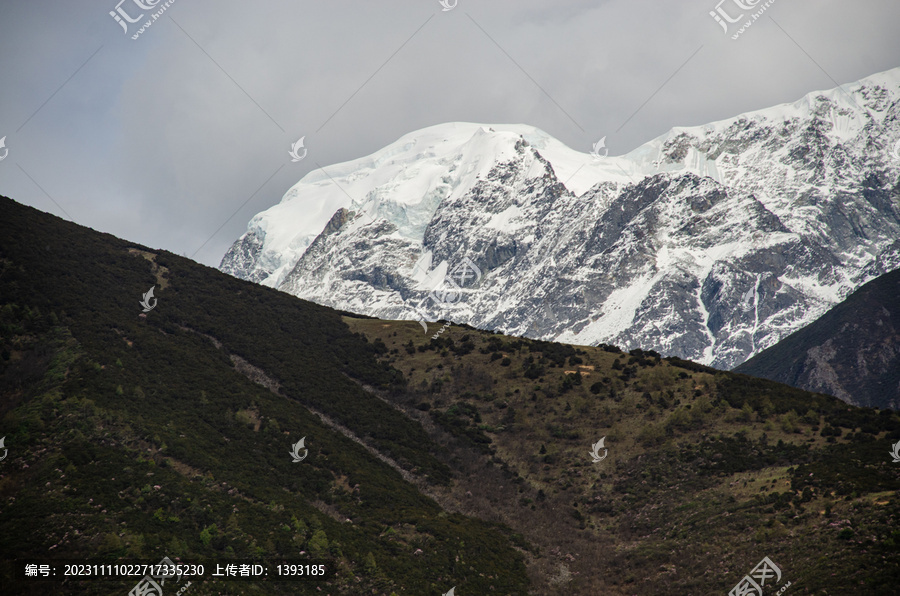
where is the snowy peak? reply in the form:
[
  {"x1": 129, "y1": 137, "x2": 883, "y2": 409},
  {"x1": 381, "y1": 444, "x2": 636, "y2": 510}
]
[
  {"x1": 220, "y1": 123, "x2": 583, "y2": 288},
  {"x1": 222, "y1": 67, "x2": 900, "y2": 369}
]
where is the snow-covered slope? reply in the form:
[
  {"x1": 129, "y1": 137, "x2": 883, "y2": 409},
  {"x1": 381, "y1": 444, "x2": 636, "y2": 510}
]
[
  {"x1": 220, "y1": 123, "x2": 636, "y2": 288},
  {"x1": 221, "y1": 67, "x2": 900, "y2": 369}
]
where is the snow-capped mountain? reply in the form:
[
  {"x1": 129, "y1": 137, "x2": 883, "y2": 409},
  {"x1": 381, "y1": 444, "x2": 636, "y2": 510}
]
[{"x1": 221, "y1": 68, "x2": 900, "y2": 369}]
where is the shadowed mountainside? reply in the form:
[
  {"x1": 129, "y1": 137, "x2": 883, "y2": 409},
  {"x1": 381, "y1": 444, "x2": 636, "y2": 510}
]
[{"x1": 736, "y1": 267, "x2": 900, "y2": 410}]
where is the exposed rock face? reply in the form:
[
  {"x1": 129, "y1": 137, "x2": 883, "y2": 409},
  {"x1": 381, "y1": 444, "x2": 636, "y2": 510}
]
[
  {"x1": 220, "y1": 228, "x2": 267, "y2": 284},
  {"x1": 222, "y1": 69, "x2": 900, "y2": 370},
  {"x1": 736, "y1": 268, "x2": 900, "y2": 410}
]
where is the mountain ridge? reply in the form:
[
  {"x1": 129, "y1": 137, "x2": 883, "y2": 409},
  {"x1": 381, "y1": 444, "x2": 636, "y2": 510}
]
[{"x1": 221, "y1": 66, "x2": 900, "y2": 369}]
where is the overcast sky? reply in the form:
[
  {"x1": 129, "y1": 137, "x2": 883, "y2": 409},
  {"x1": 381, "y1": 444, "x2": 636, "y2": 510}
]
[{"x1": 1, "y1": 0, "x2": 898, "y2": 267}]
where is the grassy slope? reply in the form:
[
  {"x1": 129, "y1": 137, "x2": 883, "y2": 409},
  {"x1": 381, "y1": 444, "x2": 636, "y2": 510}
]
[
  {"x1": 3, "y1": 194, "x2": 899, "y2": 594},
  {"x1": 0, "y1": 196, "x2": 528, "y2": 595},
  {"x1": 345, "y1": 317, "x2": 900, "y2": 594}
]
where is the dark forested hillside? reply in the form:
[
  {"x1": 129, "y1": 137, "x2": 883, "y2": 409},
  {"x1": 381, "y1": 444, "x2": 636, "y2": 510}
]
[
  {"x1": 2, "y1": 195, "x2": 900, "y2": 595},
  {"x1": 0, "y1": 196, "x2": 527, "y2": 595}
]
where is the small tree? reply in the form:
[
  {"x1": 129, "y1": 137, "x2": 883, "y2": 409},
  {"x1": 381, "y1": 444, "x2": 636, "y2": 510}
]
[
  {"x1": 307, "y1": 529, "x2": 329, "y2": 558},
  {"x1": 363, "y1": 551, "x2": 377, "y2": 574},
  {"x1": 200, "y1": 524, "x2": 218, "y2": 547}
]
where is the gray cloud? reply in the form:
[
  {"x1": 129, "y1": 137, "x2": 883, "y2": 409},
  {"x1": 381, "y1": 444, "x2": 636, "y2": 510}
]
[{"x1": 1, "y1": 0, "x2": 898, "y2": 266}]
